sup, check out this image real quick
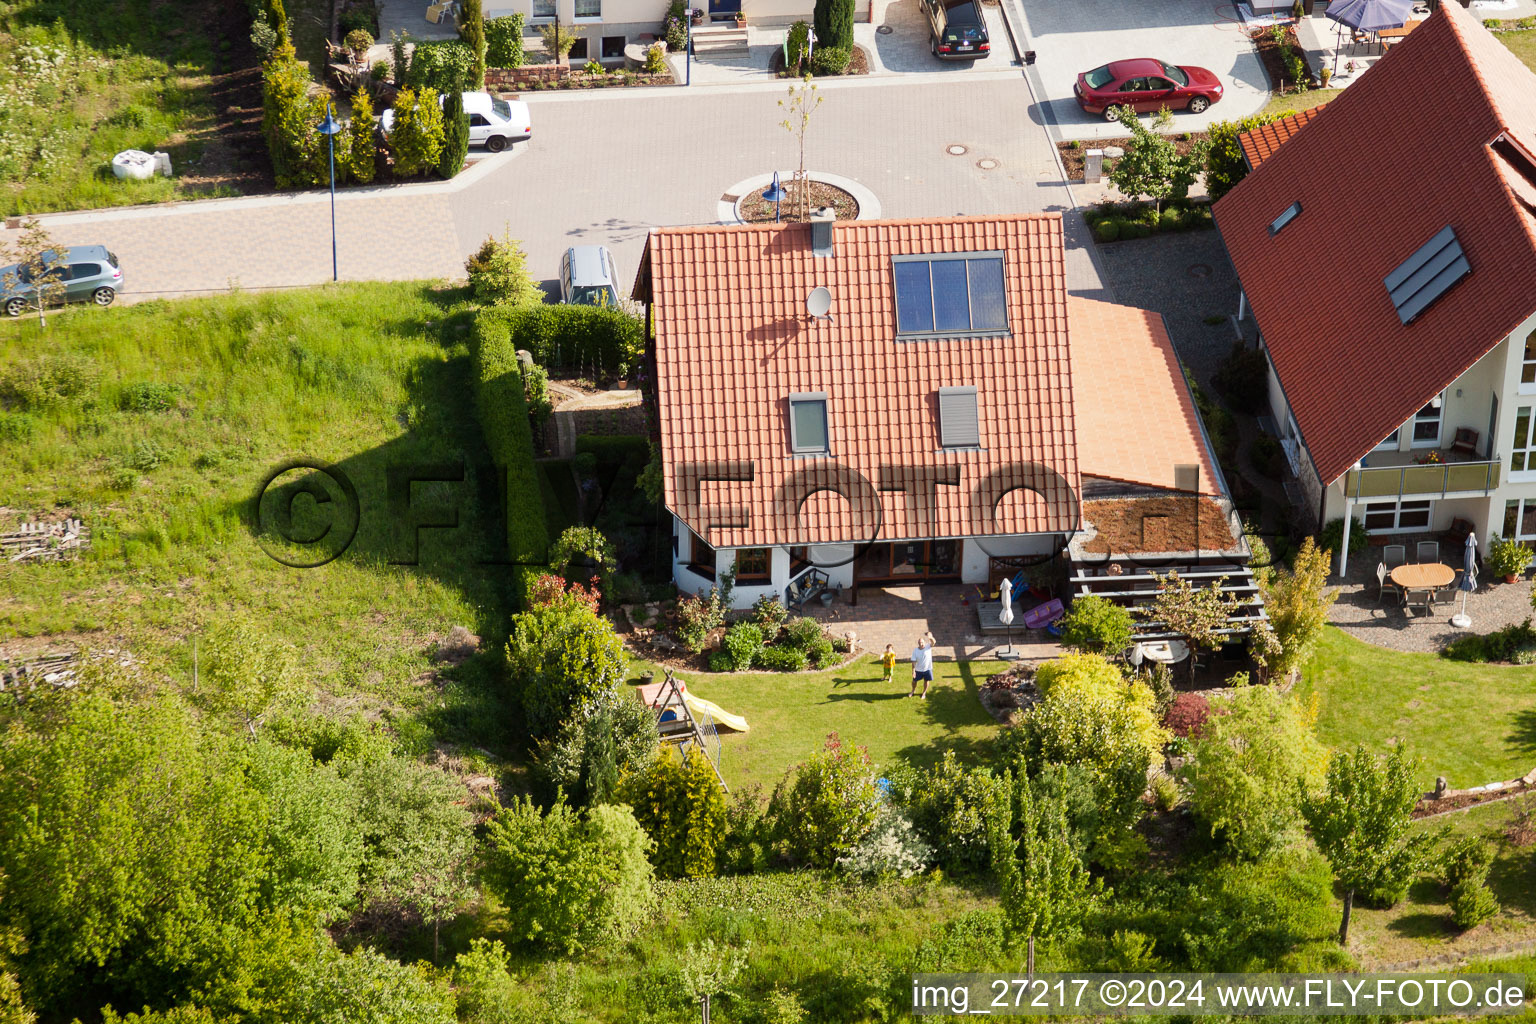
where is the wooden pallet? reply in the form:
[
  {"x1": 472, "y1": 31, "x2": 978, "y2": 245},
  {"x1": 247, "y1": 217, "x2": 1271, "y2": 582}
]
[{"x1": 2, "y1": 518, "x2": 89, "y2": 562}]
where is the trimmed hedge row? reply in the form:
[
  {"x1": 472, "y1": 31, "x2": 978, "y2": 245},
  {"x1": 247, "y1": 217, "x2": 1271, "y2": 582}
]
[
  {"x1": 574, "y1": 434, "x2": 649, "y2": 466},
  {"x1": 477, "y1": 304, "x2": 644, "y2": 382},
  {"x1": 472, "y1": 310, "x2": 551, "y2": 607}
]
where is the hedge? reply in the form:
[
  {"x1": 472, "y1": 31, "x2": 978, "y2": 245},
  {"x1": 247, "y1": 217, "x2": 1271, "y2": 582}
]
[
  {"x1": 574, "y1": 434, "x2": 648, "y2": 467},
  {"x1": 409, "y1": 39, "x2": 475, "y2": 92},
  {"x1": 475, "y1": 304, "x2": 644, "y2": 382},
  {"x1": 472, "y1": 311, "x2": 551, "y2": 606},
  {"x1": 486, "y1": 14, "x2": 526, "y2": 67}
]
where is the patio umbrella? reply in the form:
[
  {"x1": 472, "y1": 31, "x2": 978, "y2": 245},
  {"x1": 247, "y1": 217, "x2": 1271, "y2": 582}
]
[
  {"x1": 998, "y1": 576, "x2": 1019, "y2": 661},
  {"x1": 1451, "y1": 532, "x2": 1477, "y2": 629},
  {"x1": 1326, "y1": 0, "x2": 1416, "y2": 74}
]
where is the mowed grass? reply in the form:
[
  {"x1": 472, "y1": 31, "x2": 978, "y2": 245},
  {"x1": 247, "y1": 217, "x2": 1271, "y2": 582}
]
[
  {"x1": 1499, "y1": 28, "x2": 1536, "y2": 73},
  {"x1": 0, "y1": 282, "x2": 519, "y2": 746},
  {"x1": 1298, "y1": 627, "x2": 1536, "y2": 789},
  {"x1": 1349, "y1": 797, "x2": 1536, "y2": 968},
  {"x1": 1260, "y1": 86, "x2": 1341, "y2": 117},
  {"x1": 636, "y1": 657, "x2": 1009, "y2": 792}
]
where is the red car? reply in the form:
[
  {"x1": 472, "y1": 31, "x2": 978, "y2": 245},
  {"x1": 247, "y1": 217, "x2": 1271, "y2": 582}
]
[{"x1": 1074, "y1": 59, "x2": 1223, "y2": 121}]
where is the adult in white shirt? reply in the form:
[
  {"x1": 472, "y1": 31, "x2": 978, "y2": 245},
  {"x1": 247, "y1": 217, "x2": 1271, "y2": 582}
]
[{"x1": 908, "y1": 638, "x2": 934, "y2": 698}]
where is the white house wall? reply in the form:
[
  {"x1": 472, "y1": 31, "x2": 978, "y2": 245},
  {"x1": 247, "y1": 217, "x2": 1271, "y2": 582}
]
[{"x1": 960, "y1": 535, "x2": 1055, "y2": 584}]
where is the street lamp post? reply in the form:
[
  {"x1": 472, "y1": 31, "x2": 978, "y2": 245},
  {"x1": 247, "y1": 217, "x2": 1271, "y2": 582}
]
[
  {"x1": 685, "y1": 7, "x2": 693, "y2": 86},
  {"x1": 761, "y1": 172, "x2": 786, "y2": 222},
  {"x1": 316, "y1": 103, "x2": 342, "y2": 283}
]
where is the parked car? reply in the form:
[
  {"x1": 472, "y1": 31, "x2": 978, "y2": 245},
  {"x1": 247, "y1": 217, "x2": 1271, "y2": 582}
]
[
  {"x1": 1074, "y1": 59, "x2": 1223, "y2": 120},
  {"x1": 559, "y1": 246, "x2": 621, "y2": 307},
  {"x1": 921, "y1": 0, "x2": 990, "y2": 59},
  {"x1": 1, "y1": 245, "x2": 122, "y2": 317},
  {"x1": 381, "y1": 91, "x2": 532, "y2": 152}
]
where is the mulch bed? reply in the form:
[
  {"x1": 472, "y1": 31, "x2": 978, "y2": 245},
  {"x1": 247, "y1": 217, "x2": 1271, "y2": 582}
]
[
  {"x1": 738, "y1": 180, "x2": 859, "y2": 223},
  {"x1": 1250, "y1": 24, "x2": 1317, "y2": 92},
  {"x1": 769, "y1": 44, "x2": 871, "y2": 77},
  {"x1": 1413, "y1": 781, "x2": 1532, "y2": 819},
  {"x1": 1056, "y1": 131, "x2": 1209, "y2": 182}
]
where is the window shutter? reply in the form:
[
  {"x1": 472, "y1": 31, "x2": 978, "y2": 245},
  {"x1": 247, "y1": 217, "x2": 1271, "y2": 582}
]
[{"x1": 938, "y1": 386, "x2": 979, "y2": 447}]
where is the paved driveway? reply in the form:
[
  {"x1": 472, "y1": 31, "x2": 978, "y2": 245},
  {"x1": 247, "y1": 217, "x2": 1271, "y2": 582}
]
[
  {"x1": 1016, "y1": 0, "x2": 1268, "y2": 140},
  {"x1": 870, "y1": 0, "x2": 1012, "y2": 72}
]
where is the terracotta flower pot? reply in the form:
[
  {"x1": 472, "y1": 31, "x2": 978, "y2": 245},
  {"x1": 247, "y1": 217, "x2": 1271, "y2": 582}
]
[{"x1": 1506, "y1": 573, "x2": 1519, "y2": 584}]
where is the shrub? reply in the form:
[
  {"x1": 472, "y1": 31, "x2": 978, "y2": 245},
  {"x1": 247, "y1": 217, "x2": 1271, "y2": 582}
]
[
  {"x1": 1250, "y1": 432, "x2": 1284, "y2": 478},
  {"x1": 460, "y1": 0, "x2": 487, "y2": 87},
  {"x1": 1163, "y1": 692, "x2": 1210, "y2": 737},
  {"x1": 390, "y1": 86, "x2": 445, "y2": 177},
  {"x1": 345, "y1": 27, "x2": 374, "y2": 55},
  {"x1": 810, "y1": 45, "x2": 852, "y2": 75},
  {"x1": 548, "y1": 525, "x2": 617, "y2": 584},
  {"x1": 836, "y1": 805, "x2": 932, "y2": 878},
  {"x1": 813, "y1": 0, "x2": 855, "y2": 50},
  {"x1": 118, "y1": 381, "x2": 181, "y2": 412},
  {"x1": 906, "y1": 750, "x2": 1006, "y2": 872},
  {"x1": 506, "y1": 596, "x2": 628, "y2": 736},
  {"x1": 261, "y1": 47, "x2": 326, "y2": 188},
  {"x1": 1440, "y1": 836, "x2": 1494, "y2": 889},
  {"x1": 1451, "y1": 878, "x2": 1500, "y2": 930},
  {"x1": 1159, "y1": 208, "x2": 1181, "y2": 231},
  {"x1": 1093, "y1": 219, "x2": 1121, "y2": 242},
  {"x1": 538, "y1": 22, "x2": 583, "y2": 59},
  {"x1": 765, "y1": 733, "x2": 881, "y2": 868},
  {"x1": 465, "y1": 232, "x2": 542, "y2": 307},
  {"x1": 751, "y1": 594, "x2": 788, "y2": 640},
  {"x1": 438, "y1": 88, "x2": 469, "y2": 178},
  {"x1": 1057, "y1": 594, "x2": 1134, "y2": 656},
  {"x1": 1151, "y1": 775, "x2": 1180, "y2": 812},
  {"x1": 0, "y1": 411, "x2": 39, "y2": 441},
  {"x1": 408, "y1": 39, "x2": 475, "y2": 91},
  {"x1": 1213, "y1": 341, "x2": 1269, "y2": 408},
  {"x1": 1316, "y1": 516, "x2": 1367, "y2": 561},
  {"x1": 785, "y1": 19, "x2": 811, "y2": 69},
  {"x1": 475, "y1": 303, "x2": 645, "y2": 380},
  {"x1": 752, "y1": 645, "x2": 808, "y2": 672},
  {"x1": 804, "y1": 635, "x2": 836, "y2": 669},
  {"x1": 485, "y1": 13, "x2": 526, "y2": 67},
  {"x1": 782, "y1": 615, "x2": 825, "y2": 650},
  {"x1": 1442, "y1": 633, "x2": 1490, "y2": 663},
  {"x1": 342, "y1": 88, "x2": 377, "y2": 184},
  {"x1": 1488, "y1": 533, "x2": 1533, "y2": 578},
  {"x1": 665, "y1": 0, "x2": 689, "y2": 51},
  {"x1": 482, "y1": 796, "x2": 656, "y2": 953},
  {"x1": 523, "y1": 361, "x2": 552, "y2": 422},
  {"x1": 722, "y1": 622, "x2": 766, "y2": 672},
  {"x1": 536, "y1": 692, "x2": 657, "y2": 805},
  {"x1": 1204, "y1": 113, "x2": 1281, "y2": 199},
  {"x1": 391, "y1": 29, "x2": 411, "y2": 83},
  {"x1": 644, "y1": 41, "x2": 667, "y2": 74},
  {"x1": 620, "y1": 748, "x2": 729, "y2": 878},
  {"x1": 677, "y1": 595, "x2": 720, "y2": 654},
  {"x1": 707, "y1": 650, "x2": 735, "y2": 672}
]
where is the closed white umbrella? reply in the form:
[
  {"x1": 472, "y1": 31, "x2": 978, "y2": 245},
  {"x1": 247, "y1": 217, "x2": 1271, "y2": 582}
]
[
  {"x1": 1452, "y1": 532, "x2": 1477, "y2": 629},
  {"x1": 998, "y1": 576, "x2": 1019, "y2": 661}
]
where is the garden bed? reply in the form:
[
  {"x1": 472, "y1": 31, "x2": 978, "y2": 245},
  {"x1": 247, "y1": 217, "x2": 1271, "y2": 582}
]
[
  {"x1": 1056, "y1": 131, "x2": 1208, "y2": 182},
  {"x1": 738, "y1": 180, "x2": 859, "y2": 223},
  {"x1": 1082, "y1": 199, "x2": 1215, "y2": 243},
  {"x1": 769, "y1": 44, "x2": 871, "y2": 77},
  {"x1": 1250, "y1": 24, "x2": 1317, "y2": 93}
]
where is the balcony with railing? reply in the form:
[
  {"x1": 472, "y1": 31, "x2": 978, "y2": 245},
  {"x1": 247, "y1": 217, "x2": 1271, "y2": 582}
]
[{"x1": 1344, "y1": 446, "x2": 1501, "y2": 500}]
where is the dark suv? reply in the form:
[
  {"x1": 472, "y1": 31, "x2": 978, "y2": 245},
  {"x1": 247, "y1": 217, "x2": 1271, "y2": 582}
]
[
  {"x1": 1, "y1": 245, "x2": 123, "y2": 316},
  {"x1": 922, "y1": 0, "x2": 989, "y2": 59}
]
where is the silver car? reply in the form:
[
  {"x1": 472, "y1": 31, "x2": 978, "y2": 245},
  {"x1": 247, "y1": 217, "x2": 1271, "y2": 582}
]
[
  {"x1": 1, "y1": 245, "x2": 123, "y2": 316},
  {"x1": 559, "y1": 246, "x2": 620, "y2": 307}
]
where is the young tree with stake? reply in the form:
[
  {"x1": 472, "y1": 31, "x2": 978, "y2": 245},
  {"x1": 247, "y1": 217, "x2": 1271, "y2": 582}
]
[{"x1": 778, "y1": 75, "x2": 822, "y2": 220}]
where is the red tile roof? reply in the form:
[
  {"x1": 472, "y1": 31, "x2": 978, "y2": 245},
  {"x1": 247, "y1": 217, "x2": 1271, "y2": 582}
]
[
  {"x1": 639, "y1": 216, "x2": 1082, "y2": 549},
  {"x1": 1238, "y1": 104, "x2": 1326, "y2": 170},
  {"x1": 1214, "y1": 3, "x2": 1536, "y2": 486},
  {"x1": 1069, "y1": 297, "x2": 1222, "y2": 494}
]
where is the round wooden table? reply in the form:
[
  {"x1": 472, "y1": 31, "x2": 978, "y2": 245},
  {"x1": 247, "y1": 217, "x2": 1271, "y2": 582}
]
[{"x1": 1389, "y1": 562, "x2": 1454, "y2": 614}]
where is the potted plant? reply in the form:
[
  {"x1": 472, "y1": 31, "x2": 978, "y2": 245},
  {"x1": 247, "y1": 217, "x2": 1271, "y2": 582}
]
[
  {"x1": 1488, "y1": 533, "x2": 1532, "y2": 583},
  {"x1": 690, "y1": 6, "x2": 703, "y2": 24},
  {"x1": 734, "y1": 10, "x2": 747, "y2": 26}
]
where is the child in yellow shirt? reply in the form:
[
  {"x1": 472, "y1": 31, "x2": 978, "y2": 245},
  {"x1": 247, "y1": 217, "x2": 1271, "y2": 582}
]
[{"x1": 880, "y1": 643, "x2": 896, "y2": 683}]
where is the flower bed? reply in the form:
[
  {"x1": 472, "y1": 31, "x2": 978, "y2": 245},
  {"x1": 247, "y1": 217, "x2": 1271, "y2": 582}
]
[
  {"x1": 1251, "y1": 23, "x2": 1316, "y2": 92},
  {"x1": 1056, "y1": 131, "x2": 1209, "y2": 182},
  {"x1": 1082, "y1": 199, "x2": 1214, "y2": 243}
]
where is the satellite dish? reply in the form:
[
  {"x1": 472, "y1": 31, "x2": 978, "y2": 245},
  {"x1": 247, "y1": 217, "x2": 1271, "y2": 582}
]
[{"x1": 806, "y1": 286, "x2": 832, "y2": 319}]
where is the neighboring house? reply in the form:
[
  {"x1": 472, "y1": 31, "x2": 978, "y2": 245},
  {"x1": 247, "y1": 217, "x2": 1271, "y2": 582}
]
[
  {"x1": 1213, "y1": 2, "x2": 1536, "y2": 573},
  {"x1": 633, "y1": 212, "x2": 1236, "y2": 610}
]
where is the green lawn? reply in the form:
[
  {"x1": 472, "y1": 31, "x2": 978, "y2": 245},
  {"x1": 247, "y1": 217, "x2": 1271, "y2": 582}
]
[
  {"x1": 1350, "y1": 798, "x2": 1536, "y2": 968},
  {"x1": 1299, "y1": 627, "x2": 1536, "y2": 789},
  {"x1": 635, "y1": 657, "x2": 1009, "y2": 792},
  {"x1": 0, "y1": 282, "x2": 518, "y2": 751},
  {"x1": 1499, "y1": 28, "x2": 1536, "y2": 73},
  {"x1": 1260, "y1": 86, "x2": 1341, "y2": 117}
]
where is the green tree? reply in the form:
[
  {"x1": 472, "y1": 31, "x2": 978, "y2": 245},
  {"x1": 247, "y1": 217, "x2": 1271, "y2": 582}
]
[
  {"x1": 765, "y1": 733, "x2": 881, "y2": 868},
  {"x1": 254, "y1": 927, "x2": 457, "y2": 1024},
  {"x1": 537, "y1": 22, "x2": 582, "y2": 60},
  {"x1": 200, "y1": 619, "x2": 298, "y2": 738},
  {"x1": 482, "y1": 796, "x2": 656, "y2": 953},
  {"x1": 1259, "y1": 536, "x2": 1337, "y2": 681},
  {"x1": 1107, "y1": 105, "x2": 1206, "y2": 214},
  {"x1": 904, "y1": 750, "x2": 1007, "y2": 873},
  {"x1": 1144, "y1": 571, "x2": 1239, "y2": 652},
  {"x1": 439, "y1": 89, "x2": 470, "y2": 179},
  {"x1": 465, "y1": 232, "x2": 543, "y2": 306},
  {"x1": 459, "y1": 0, "x2": 487, "y2": 88},
  {"x1": 778, "y1": 75, "x2": 822, "y2": 220},
  {"x1": 0, "y1": 873, "x2": 33, "y2": 1024},
  {"x1": 813, "y1": 0, "x2": 855, "y2": 50},
  {"x1": 1180, "y1": 683, "x2": 1328, "y2": 860},
  {"x1": 1300, "y1": 744, "x2": 1435, "y2": 945},
  {"x1": 620, "y1": 748, "x2": 728, "y2": 878},
  {"x1": 679, "y1": 938, "x2": 750, "y2": 1018},
  {"x1": 1204, "y1": 112, "x2": 1282, "y2": 200},
  {"x1": 989, "y1": 772, "x2": 1094, "y2": 969},
  {"x1": 536, "y1": 688, "x2": 658, "y2": 807},
  {"x1": 98, "y1": 1007, "x2": 219, "y2": 1024},
  {"x1": 506, "y1": 594, "x2": 628, "y2": 737},
  {"x1": 1057, "y1": 594, "x2": 1135, "y2": 656},
  {"x1": 344, "y1": 89, "x2": 377, "y2": 184},
  {"x1": 548, "y1": 525, "x2": 618, "y2": 585},
  {"x1": 390, "y1": 87, "x2": 444, "y2": 177},
  {"x1": 261, "y1": 44, "x2": 326, "y2": 188}
]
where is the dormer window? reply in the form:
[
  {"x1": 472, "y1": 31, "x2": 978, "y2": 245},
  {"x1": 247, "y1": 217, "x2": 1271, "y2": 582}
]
[
  {"x1": 788, "y1": 392, "x2": 829, "y2": 454},
  {"x1": 1268, "y1": 201, "x2": 1302, "y2": 236},
  {"x1": 938, "y1": 386, "x2": 980, "y2": 448},
  {"x1": 892, "y1": 252, "x2": 1008, "y2": 339}
]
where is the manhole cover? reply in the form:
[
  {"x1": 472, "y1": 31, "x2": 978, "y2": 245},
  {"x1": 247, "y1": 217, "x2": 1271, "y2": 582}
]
[
  {"x1": 946, "y1": 144, "x2": 968, "y2": 156},
  {"x1": 876, "y1": 23, "x2": 893, "y2": 33},
  {"x1": 1187, "y1": 263, "x2": 1213, "y2": 278},
  {"x1": 976, "y1": 157, "x2": 999, "y2": 170}
]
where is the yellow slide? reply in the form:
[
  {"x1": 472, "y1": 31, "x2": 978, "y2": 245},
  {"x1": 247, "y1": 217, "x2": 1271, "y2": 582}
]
[{"x1": 683, "y1": 692, "x2": 749, "y2": 733}]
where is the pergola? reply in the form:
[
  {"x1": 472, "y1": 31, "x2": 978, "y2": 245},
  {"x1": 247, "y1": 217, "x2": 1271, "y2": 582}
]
[{"x1": 1067, "y1": 565, "x2": 1269, "y2": 642}]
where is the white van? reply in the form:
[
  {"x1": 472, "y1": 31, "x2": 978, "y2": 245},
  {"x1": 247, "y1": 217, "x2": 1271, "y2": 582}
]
[{"x1": 380, "y1": 91, "x2": 532, "y2": 152}]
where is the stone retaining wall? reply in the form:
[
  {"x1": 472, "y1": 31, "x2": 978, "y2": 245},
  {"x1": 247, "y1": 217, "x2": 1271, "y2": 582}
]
[
  {"x1": 1415, "y1": 766, "x2": 1536, "y2": 815},
  {"x1": 487, "y1": 64, "x2": 569, "y2": 88}
]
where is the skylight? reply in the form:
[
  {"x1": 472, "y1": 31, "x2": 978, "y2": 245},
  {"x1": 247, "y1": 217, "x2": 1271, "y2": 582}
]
[
  {"x1": 1384, "y1": 226, "x2": 1471, "y2": 325},
  {"x1": 1268, "y1": 201, "x2": 1301, "y2": 236},
  {"x1": 788, "y1": 392, "x2": 829, "y2": 454},
  {"x1": 892, "y1": 252, "x2": 1008, "y2": 338},
  {"x1": 938, "y1": 386, "x2": 980, "y2": 448}
]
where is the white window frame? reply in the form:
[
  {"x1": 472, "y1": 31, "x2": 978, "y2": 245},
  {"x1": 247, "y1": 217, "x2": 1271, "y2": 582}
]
[
  {"x1": 1361, "y1": 497, "x2": 1433, "y2": 534},
  {"x1": 1410, "y1": 393, "x2": 1444, "y2": 449},
  {"x1": 1373, "y1": 428, "x2": 1401, "y2": 452},
  {"x1": 1511, "y1": 404, "x2": 1536, "y2": 480},
  {"x1": 573, "y1": 0, "x2": 601, "y2": 20},
  {"x1": 788, "y1": 391, "x2": 830, "y2": 455},
  {"x1": 1520, "y1": 328, "x2": 1536, "y2": 395},
  {"x1": 1505, "y1": 498, "x2": 1536, "y2": 542}
]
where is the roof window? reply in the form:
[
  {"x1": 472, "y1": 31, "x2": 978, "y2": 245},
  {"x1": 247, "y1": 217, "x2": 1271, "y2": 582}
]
[
  {"x1": 1268, "y1": 201, "x2": 1301, "y2": 236},
  {"x1": 938, "y1": 386, "x2": 980, "y2": 448},
  {"x1": 892, "y1": 252, "x2": 1008, "y2": 339},
  {"x1": 788, "y1": 392, "x2": 829, "y2": 454}
]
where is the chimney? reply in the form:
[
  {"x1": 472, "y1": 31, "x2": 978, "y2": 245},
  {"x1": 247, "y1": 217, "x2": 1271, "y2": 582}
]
[{"x1": 810, "y1": 206, "x2": 835, "y2": 258}]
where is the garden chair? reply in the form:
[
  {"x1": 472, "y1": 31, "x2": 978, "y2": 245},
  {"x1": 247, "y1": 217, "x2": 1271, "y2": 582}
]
[
  {"x1": 1416, "y1": 540, "x2": 1439, "y2": 564},
  {"x1": 1382, "y1": 544, "x2": 1407, "y2": 570},
  {"x1": 1375, "y1": 561, "x2": 1403, "y2": 605}
]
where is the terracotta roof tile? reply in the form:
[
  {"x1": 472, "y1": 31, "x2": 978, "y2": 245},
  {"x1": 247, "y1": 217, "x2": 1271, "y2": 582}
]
[
  {"x1": 1069, "y1": 298, "x2": 1221, "y2": 494},
  {"x1": 1214, "y1": 4, "x2": 1536, "y2": 485},
  {"x1": 1238, "y1": 103, "x2": 1326, "y2": 170},
  {"x1": 642, "y1": 215, "x2": 1081, "y2": 548}
]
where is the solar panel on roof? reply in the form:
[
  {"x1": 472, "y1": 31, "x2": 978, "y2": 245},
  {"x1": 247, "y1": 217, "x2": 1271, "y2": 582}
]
[{"x1": 1384, "y1": 225, "x2": 1470, "y2": 325}]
